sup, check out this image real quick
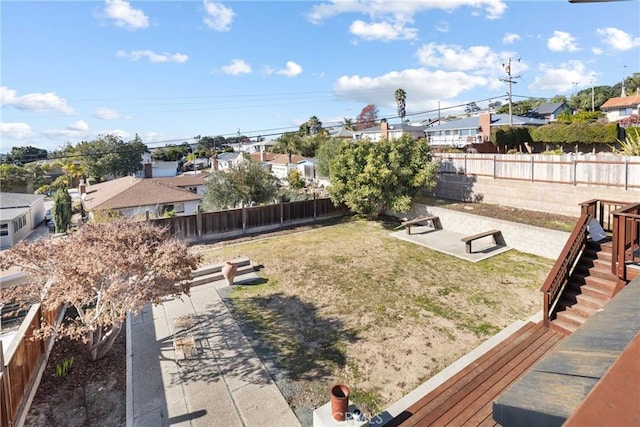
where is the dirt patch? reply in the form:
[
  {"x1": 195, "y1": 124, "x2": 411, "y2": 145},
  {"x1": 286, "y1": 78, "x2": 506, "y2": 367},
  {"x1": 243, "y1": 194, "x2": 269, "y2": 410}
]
[{"x1": 24, "y1": 330, "x2": 126, "y2": 427}]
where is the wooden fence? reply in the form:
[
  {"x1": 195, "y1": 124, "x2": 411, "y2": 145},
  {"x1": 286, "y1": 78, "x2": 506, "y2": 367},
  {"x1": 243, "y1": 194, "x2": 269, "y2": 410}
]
[
  {"x1": 434, "y1": 153, "x2": 640, "y2": 190},
  {"x1": 1, "y1": 304, "x2": 64, "y2": 427},
  {"x1": 149, "y1": 197, "x2": 350, "y2": 240}
]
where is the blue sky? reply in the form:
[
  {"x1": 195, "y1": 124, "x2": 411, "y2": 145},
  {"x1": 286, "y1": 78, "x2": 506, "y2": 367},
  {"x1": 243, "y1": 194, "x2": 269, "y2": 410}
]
[{"x1": 1, "y1": 0, "x2": 639, "y2": 153}]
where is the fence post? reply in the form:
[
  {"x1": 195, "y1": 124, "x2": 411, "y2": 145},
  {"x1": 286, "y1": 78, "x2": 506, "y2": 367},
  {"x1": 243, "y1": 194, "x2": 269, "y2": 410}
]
[
  {"x1": 573, "y1": 157, "x2": 577, "y2": 186},
  {"x1": 196, "y1": 204, "x2": 202, "y2": 239},
  {"x1": 531, "y1": 155, "x2": 535, "y2": 182},
  {"x1": 280, "y1": 198, "x2": 284, "y2": 226},
  {"x1": 493, "y1": 155, "x2": 497, "y2": 179},
  {"x1": 242, "y1": 202, "x2": 247, "y2": 232},
  {"x1": 624, "y1": 156, "x2": 628, "y2": 190},
  {"x1": 145, "y1": 210, "x2": 149, "y2": 223},
  {"x1": 464, "y1": 153, "x2": 467, "y2": 175},
  {"x1": 313, "y1": 193, "x2": 317, "y2": 221}
]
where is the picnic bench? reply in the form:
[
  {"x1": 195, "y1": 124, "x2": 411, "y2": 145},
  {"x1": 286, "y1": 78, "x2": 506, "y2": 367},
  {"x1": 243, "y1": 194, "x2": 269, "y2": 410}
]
[
  {"x1": 401, "y1": 215, "x2": 442, "y2": 235},
  {"x1": 461, "y1": 229, "x2": 504, "y2": 254}
]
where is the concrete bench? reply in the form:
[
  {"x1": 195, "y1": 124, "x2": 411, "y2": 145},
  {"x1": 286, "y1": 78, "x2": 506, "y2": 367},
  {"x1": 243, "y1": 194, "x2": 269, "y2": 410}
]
[
  {"x1": 461, "y1": 229, "x2": 504, "y2": 253},
  {"x1": 402, "y1": 215, "x2": 441, "y2": 235}
]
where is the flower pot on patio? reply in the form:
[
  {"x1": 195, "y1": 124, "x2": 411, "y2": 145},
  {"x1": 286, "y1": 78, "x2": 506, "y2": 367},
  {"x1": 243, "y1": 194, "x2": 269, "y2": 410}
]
[
  {"x1": 221, "y1": 261, "x2": 238, "y2": 285},
  {"x1": 330, "y1": 384, "x2": 350, "y2": 421}
]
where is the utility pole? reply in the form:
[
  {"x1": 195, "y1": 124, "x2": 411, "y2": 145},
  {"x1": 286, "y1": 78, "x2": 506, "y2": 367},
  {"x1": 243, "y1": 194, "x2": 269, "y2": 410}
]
[
  {"x1": 591, "y1": 74, "x2": 595, "y2": 112},
  {"x1": 500, "y1": 58, "x2": 520, "y2": 126}
]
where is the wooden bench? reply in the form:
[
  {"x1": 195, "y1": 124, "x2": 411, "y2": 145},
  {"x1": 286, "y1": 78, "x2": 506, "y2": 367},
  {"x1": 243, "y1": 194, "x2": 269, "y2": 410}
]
[
  {"x1": 401, "y1": 215, "x2": 441, "y2": 235},
  {"x1": 461, "y1": 229, "x2": 504, "y2": 254}
]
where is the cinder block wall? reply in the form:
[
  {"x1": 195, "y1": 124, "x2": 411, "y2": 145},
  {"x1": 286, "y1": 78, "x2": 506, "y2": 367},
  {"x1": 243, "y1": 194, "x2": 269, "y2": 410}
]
[
  {"x1": 433, "y1": 174, "x2": 639, "y2": 217},
  {"x1": 411, "y1": 204, "x2": 570, "y2": 259}
]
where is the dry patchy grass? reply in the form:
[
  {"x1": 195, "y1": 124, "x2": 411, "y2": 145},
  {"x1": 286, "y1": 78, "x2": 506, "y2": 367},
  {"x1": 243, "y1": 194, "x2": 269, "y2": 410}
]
[{"x1": 192, "y1": 217, "x2": 554, "y2": 420}]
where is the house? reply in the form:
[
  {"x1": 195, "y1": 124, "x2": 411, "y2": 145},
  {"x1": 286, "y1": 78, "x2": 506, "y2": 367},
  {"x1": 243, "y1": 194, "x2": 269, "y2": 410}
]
[
  {"x1": 80, "y1": 177, "x2": 201, "y2": 219},
  {"x1": 0, "y1": 193, "x2": 45, "y2": 249},
  {"x1": 149, "y1": 172, "x2": 209, "y2": 196},
  {"x1": 600, "y1": 95, "x2": 640, "y2": 124},
  {"x1": 236, "y1": 140, "x2": 277, "y2": 154},
  {"x1": 353, "y1": 121, "x2": 427, "y2": 142},
  {"x1": 425, "y1": 113, "x2": 547, "y2": 149},
  {"x1": 213, "y1": 152, "x2": 247, "y2": 172},
  {"x1": 327, "y1": 126, "x2": 355, "y2": 139},
  {"x1": 249, "y1": 152, "x2": 317, "y2": 184},
  {"x1": 527, "y1": 102, "x2": 572, "y2": 121}
]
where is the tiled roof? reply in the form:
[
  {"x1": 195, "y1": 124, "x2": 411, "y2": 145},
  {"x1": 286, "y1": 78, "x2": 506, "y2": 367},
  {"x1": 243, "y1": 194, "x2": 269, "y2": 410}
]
[
  {"x1": 82, "y1": 177, "x2": 201, "y2": 211},
  {"x1": 600, "y1": 95, "x2": 640, "y2": 110},
  {"x1": 249, "y1": 152, "x2": 308, "y2": 164},
  {"x1": 150, "y1": 173, "x2": 208, "y2": 187}
]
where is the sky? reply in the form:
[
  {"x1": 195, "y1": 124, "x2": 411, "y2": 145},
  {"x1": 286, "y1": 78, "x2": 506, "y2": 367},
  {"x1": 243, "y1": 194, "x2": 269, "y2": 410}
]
[{"x1": 1, "y1": 0, "x2": 639, "y2": 153}]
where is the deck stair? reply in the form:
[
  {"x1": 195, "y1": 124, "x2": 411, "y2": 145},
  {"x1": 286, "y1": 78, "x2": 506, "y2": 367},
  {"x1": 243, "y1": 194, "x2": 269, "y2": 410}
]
[{"x1": 550, "y1": 238, "x2": 625, "y2": 335}]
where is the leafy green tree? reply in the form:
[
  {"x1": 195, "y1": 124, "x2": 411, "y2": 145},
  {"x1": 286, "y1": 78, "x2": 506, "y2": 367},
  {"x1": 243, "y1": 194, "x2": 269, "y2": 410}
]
[
  {"x1": 202, "y1": 162, "x2": 279, "y2": 210},
  {"x1": 299, "y1": 115, "x2": 325, "y2": 136},
  {"x1": 329, "y1": 134, "x2": 438, "y2": 218},
  {"x1": 3, "y1": 146, "x2": 48, "y2": 165},
  {"x1": 395, "y1": 88, "x2": 407, "y2": 122},
  {"x1": 76, "y1": 134, "x2": 146, "y2": 182},
  {"x1": 287, "y1": 169, "x2": 305, "y2": 190},
  {"x1": 152, "y1": 143, "x2": 190, "y2": 161},
  {"x1": 343, "y1": 117, "x2": 356, "y2": 131},
  {"x1": 465, "y1": 101, "x2": 480, "y2": 115},
  {"x1": 198, "y1": 135, "x2": 227, "y2": 153},
  {"x1": 273, "y1": 132, "x2": 302, "y2": 158},
  {"x1": 52, "y1": 188, "x2": 72, "y2": 233},
  {"x1": 0, "y1": 163, "x2": 30, "y2": 192},
  {"x1": 316, "y1": 138, "x2": 343, "y2": 177}
]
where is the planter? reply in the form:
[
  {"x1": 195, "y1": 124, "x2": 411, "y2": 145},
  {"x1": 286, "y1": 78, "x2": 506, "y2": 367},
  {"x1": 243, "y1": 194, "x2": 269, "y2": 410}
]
[
  {"x1": 221, "y1": 261, "x2": 238, "y2": 285},
  {"x1": 330, "y1": 384, "x2": 350, "y2": 422}
]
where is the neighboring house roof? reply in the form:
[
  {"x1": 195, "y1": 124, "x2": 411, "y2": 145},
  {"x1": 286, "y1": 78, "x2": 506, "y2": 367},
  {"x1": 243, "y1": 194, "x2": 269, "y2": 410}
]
[
  {"x1": 359, "y1": 122, "x2": 427, "y2": 133},
  {"x1": 216, "y1": 152, "x2": 244, "y2": 162},
  {"x1": 248, "y1": 153, "x2": 308, "y2": 164},
  {"x1": 328, "y1": 126, "x2": 355, "y2": 138},
  {"x1": 0, "y1": 192, "x2": 44, "y2": 208},
  {"x1": 150, "y1": 174, "x2": 208, "y2": 188},
  {"x1": 600, "y1": 95, "x2": 640, "y2": 110},
  {"x1": 82, "y1": 177, "x2": 200, "y2": 211},
  {"x1": 530, "y1": 102, "x2": 569, "y2": 116},
  {"x1": 426, "y1": 114, "x2": 546, "y2": 132},
  {"x1": 0, "y1": 207, "x2": 30, "y2": 221}
]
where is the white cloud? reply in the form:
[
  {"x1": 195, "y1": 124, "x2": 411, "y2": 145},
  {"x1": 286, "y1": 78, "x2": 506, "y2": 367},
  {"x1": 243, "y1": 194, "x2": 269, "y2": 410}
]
[
  {"x1": 416, "y1": 43, "x2": 521, "y2": 79},
  {"x1": 349, "y1": 20, "x2": 417, "y2": 41},
  {"x1": 68, "y1": 120, "x2": 89, "y2": 132},
  {"x1": 307, "y1": 0, "x2": 506, "y2": 42},
  {"x1": 547, "y1": 31, "x2": 579, "y2": 52},
  {"x1": 435, "y1": 21, "x2": 450, "y2": 33},
  {"x1": 276, "y1": 61, "x2": 303, "y2": 77},
  {"x1": 94, "y1": 107, "x2": 130, "y2": 120},
  {"x1": 203, "y1": 1, "x2": 235, "y2": 31},
  {"x1": 221, "y1": 59, "x2": 252, "y2": 75},
  {"x1": 0, "y1": 122, "x2": 34, "y2": 140},
  {"x1": 103, "y1": 0, "x2": 149, "y2": 30},
  {"x1": 529, "y1": 60, "x2": 594, "y2": 93},
  {"x1": 591, "y1": 47, "x2": 604, "y2": 55},
  {"x1": 596, "y1": 27, "x2": 640, "y2": 51},
  {"x1": 502, "y1": 32, "x2": 520, "y2": 45},
  {"x1": 117, "y1": 50, "x2": 188, "y2": 63},
  {"x1": 333, "y1": 68, "x2": 487, "y2": 112},
  {"x1": 0, "y1": 86, "x2": 74, "y2": 114}
]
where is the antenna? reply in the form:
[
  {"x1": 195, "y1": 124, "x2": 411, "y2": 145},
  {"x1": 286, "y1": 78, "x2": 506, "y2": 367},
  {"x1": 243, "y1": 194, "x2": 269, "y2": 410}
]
[{"x1": 500, "y1": 58, "x2": 521, "y2": 126}]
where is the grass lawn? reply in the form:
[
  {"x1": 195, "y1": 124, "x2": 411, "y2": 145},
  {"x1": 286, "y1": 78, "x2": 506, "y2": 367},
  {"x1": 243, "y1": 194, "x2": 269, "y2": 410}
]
[{"x1": 192, "y1": 217, "x2": 555, "y2": 421}]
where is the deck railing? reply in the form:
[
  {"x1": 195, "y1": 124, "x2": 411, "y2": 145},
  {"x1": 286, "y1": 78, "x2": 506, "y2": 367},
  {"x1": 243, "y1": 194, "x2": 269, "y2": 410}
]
[
  {"x1": 540, "y1": 213, "x2": 591, "y2": 327},
  {"x1": 580, "y1": 199, "x2": 639, "y2": 281}
]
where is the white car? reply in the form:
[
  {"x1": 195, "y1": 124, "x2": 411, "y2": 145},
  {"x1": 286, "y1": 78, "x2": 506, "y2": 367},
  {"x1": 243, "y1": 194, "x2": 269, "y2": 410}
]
[{"x1": 44, "y1": 208, "x2": 52, "y2": 222}]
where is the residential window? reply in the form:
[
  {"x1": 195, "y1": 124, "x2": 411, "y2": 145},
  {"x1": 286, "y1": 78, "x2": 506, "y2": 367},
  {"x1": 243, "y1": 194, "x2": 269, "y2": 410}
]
[
  {"x1": 620, "y1": 108, "x2": 632, "y2": 116},
  {"x1": 13, "y1": 214, "x2": 26, "y2": 233},
  {"x1": 0, "y1": 224, "x2": 8, "y2": 236},
  {"x1": 174, "y1": 203, "x2": 185, "y2": 213}
]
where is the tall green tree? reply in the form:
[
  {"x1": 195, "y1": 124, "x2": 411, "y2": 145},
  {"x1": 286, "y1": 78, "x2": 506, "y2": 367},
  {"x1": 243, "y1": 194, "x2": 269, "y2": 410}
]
[
  {"x1": 395, "y1": 88, "x2": 407, "y2": 122},
  {"x1": 343, "y1": 117, "x2": 356, "y2": 131},
  {"x1": 76, "y1": 134, "x2": 147, "y2": 182},
  {"x1": 0, "y1": 163, "x2": 30, "y2": 192},
  {"x1": 299, "y1": 115, "x2": 324, "y2": 136},
  {"x1": 329, "y1": 134, "x2": 438, "y2": 218},
  {"x1": 52, "y1": 188, "x2": 72, "y2": 233},
  {"x1": 316, "y1": 137, "x2": 343, "y2": 177},
  {"x1": 202, "y1": 162, "x2": 279, "y2": 210},
  {"x1": 3, "y1": 146, "x2": 48, "y2": 165}
]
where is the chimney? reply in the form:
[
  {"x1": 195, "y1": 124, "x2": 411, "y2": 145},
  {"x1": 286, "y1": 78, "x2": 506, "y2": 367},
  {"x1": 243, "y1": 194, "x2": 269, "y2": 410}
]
[
  {"x1": 144, "y1": 162, "x2": 152, "y2": 178},
  {"x1": 260, "y1": 149, "x2": 266, "y2": 162},
  {"x1": 479, "y1": 113, "x2": 491, "y2": 138},
  {"x1": 380, "y1": 119, "x2": 388, "y2": 140}
]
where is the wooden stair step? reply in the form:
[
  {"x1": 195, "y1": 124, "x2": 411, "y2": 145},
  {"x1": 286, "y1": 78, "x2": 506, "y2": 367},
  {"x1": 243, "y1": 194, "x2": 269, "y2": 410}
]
[
  {"x1": 549, "y1": 318, "x2": 576, "y2": 335},
  {"x1": 555, "y1": 310, "x2": 588, "y2": 328}
]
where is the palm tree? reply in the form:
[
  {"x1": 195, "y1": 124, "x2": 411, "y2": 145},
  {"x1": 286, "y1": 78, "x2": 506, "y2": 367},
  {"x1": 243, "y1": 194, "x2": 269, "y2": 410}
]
[
  {"x1": 395, "y1": 88, "x2": 407, "y2": 123},
  {"x1": 343, "y1": 117, "x2": 356, "y2": 131}
]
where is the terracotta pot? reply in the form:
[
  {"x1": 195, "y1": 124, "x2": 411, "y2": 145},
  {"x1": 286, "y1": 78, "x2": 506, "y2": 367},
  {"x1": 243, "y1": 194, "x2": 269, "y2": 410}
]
[
  {"x1": 221, "y1": 261, "x2": 238, "y2": 285},
  {"x1": 330, "y1": 384, "x2": 350, "y2": 421}
]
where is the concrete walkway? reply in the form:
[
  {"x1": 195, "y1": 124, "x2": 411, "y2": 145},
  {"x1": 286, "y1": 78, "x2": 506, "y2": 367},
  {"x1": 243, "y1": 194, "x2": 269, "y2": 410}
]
[{"x1": 126, "y1": 272, "x2": 301, "y2": 427}]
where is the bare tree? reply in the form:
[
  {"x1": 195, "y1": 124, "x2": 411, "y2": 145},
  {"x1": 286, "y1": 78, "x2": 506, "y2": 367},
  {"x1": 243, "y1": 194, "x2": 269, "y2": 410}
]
[{"x1": 0, "y1": 220, "x2": 202, "y2": 361}]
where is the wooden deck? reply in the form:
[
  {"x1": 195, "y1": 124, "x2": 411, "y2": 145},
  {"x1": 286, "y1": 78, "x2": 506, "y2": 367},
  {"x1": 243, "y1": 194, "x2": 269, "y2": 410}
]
[{"x1": 385, "y1": 321, "x2": 565, "y2": 427}]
